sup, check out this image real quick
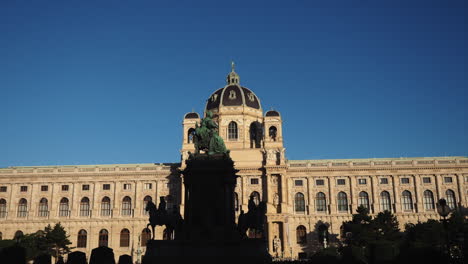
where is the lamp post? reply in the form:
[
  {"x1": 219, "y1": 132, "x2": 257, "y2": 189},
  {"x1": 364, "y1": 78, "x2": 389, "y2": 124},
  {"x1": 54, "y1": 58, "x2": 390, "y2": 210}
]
[{"x1": 436, "y1": 198, "x2": 451, "y2": 261}]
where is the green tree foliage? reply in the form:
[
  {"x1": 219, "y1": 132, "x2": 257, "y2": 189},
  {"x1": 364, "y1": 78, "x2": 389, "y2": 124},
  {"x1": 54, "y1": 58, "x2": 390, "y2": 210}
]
[
  {"x1": 341, "y1": 206, "x2": 401, "y2": 264},
  {"x1": 0, "y1": 223, "x2": 72, "y2": 263},
  {"x1": 41, "y1": 223, "x2": 73, "y2": 260}
]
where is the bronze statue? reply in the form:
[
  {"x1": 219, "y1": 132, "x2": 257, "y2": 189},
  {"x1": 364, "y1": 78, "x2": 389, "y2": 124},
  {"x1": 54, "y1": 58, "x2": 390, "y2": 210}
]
[
  {"x1": 193, "y1": 111, "x2": 228, "y2": 155},
  {"x1": 237, "y1": 196, "x2": 267, "y2": 239},
  {"x1": 145, "y1": 197, "x2": 183, "y2": 240}
]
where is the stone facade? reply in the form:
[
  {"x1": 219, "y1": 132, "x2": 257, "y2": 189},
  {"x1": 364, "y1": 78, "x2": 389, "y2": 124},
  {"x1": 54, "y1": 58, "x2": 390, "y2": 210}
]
[{"x1": 1, "y1": 68, "x2": 467, "y2": 260}]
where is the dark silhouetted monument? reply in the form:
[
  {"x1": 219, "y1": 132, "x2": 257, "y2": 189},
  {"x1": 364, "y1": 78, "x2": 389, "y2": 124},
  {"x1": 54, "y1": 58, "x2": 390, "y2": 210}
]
[{"x1": 143, "y1": 112, "x2": 270, "y2": 263}]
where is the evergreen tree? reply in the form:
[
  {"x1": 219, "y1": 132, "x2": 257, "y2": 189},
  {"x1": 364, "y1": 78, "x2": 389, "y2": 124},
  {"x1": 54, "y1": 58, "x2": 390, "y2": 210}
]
[{"x1": 41, "y1": 223, "x2": 73, "y2": 262}]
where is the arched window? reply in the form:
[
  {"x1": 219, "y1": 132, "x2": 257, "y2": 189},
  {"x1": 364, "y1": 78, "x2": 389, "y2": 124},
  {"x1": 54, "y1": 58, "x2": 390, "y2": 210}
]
[
  {"x1": 296, "y1": 225, "x2": 307, "y2": 244},
  {"x1": 234, "y1": 192, "x2": 239, "y2": 211},
  {"x1": 14, "y1": 230, "x2": 23, "y2": 240},
  {"x1": 120, "y1": 229, "x2": 130, "y2": 247},
  {"x1": 295, "y1": 193, "x2": 305, "y2": 213},
  {"x1": 121, "y1": 196, "x2": 132, "y2": 216},
  {"x1": 358, "y1": 192, "x2": 369, "y2": 209},
  {"x1": 77, "y1": 230, "x2": 87, "y2": 248},
  {"x1": 141, "y1": 228, "x2": 151, "y2": 247},
  {"x1": 268, "y1": 126, "x2": 277, "y2": 141},
  {"x1": 80, "y1": 197, "x2": 90, "y2": 217},
  {"x1": 101, "y1": 197, "x2": 111, "y2": 216},
  {"x1": 98, "y1": 229, "x2": 109, "y2": 247},
  {"x1": 401, "y1": 191, "x2": 413, "y2": 211},
  {"x1": 187, "y1": 128, "x2": 195, "y2": 144},
  {"x1": 143, "y1": 196, "x2": 152, "y2": 215},
  {"x1": 228, "y1": 121, "x2": 238, "y2": 140},
  {"x1": 0, "y1": 199, "x2": 7, "y2": 218},
  {"x1": 59, "y1": 198, "x2": 69, "y2": 217},
  {"x1": 446, "y1": 189, "x2": 456, "y2": 209},
  {"x1": 250, "y1": 192, "x2": 260, "y2": 206},
  {"x1": 423, "y1": 190, "x2": 435, "y2": 210},
  {"x1": 316, "y1": 192, "x2": 327, "y2": 212},
  {"x1": 337, "y1": 192, "x2": 348, "y2": 212},
  {"x1": 380, "y1": 191, "x2": 391, "y2": 212},
  {"x1": 17, "y1": 198, "x2": 28, "y2": 218},
  {"x1": 38, "y1": 198, "x2": 48, "y2": 217},
  {"x1": 249, "y1": 121, "x2": 263, "y2": 148}
]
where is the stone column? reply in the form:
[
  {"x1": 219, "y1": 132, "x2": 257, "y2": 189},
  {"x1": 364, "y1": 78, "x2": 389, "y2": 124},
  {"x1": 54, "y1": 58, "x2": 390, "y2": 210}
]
[
  {"x1": 435, "y1": 174, "x2": 442, "y2": 200},
  {"x1": 456, "y1": 174, "x2": 465, "y2": 207},
  {"x1": 348, "y1": 176, "x2": 355, "y2": 214},
  {"x1": 328, "y1": 177, "x2": 336, "y2": 214},
  {"x1": 282, "y1": 220, "x2": 291, "y2": 258},
  {"x1": 280, "y1": 174, "x2": 288, "y2": 213},
  {"x1": 307, "y1": 177, "x2": 313, "y2": 214},
  {"x1": 392, "y1": 175, "x2": 399, "y2": 213},
  {"x1": 267, "y1": 221, "x2": 273, "y2": 254},
  {"x1": 414, "y1": 174, "x2": 422, "y2": 213},
  {"x1": 370, "y1": 175, "x2": 378, "y2": 214}
]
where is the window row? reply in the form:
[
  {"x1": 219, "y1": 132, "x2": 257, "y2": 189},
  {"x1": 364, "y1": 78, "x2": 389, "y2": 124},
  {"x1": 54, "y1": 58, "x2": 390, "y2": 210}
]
[
  {"x1": 292, "y1": 189, "x2": 457, "y2": 213},
  {"x1": 299, "y1": 176, "x2": 455, "y2": 187},
  {"x1": 0, "y1": 195, "x2": 169, "y2": 218},
  {"x1": 0, "y1": 183, "x2": 153, "y2": 193},
  {"x1": 76, "y1": 227, "x2": 160, "y2": 248},
  {"x1": 190, "y1": 121, "x2": 277, "y2": 145}
]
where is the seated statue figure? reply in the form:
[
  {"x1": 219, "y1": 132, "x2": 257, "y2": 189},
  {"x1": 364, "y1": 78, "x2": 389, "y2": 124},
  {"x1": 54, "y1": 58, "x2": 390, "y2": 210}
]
[{"x1": 193, "y1": 111, "x2": 228, "y2": 155}]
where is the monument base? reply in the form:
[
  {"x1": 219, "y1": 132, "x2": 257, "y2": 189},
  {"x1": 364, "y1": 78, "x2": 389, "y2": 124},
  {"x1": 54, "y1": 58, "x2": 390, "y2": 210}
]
[{"x1": 142, "y1": 239, "x2": 271, "y2": 264}]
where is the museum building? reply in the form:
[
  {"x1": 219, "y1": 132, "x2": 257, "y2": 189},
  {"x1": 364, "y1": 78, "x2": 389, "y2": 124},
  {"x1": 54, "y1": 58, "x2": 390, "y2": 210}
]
[{"x1": 0, "y1": 66, "x2": 467, "y2": 260}]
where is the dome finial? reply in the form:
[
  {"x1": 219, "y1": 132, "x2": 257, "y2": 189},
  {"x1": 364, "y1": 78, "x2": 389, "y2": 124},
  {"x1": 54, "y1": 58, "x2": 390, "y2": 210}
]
[{"x1": 227, "y1": 61, "x2": 240, "y2": 85}]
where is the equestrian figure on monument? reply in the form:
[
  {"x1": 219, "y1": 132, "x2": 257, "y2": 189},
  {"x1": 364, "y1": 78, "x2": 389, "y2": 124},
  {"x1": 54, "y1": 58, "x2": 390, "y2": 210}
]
[
  {"x1": 193, "y1": 111, "x2": 228, "y2": 155},
  {"x1": 145, "y1": 197, "x2": 182, "y2": 240}
]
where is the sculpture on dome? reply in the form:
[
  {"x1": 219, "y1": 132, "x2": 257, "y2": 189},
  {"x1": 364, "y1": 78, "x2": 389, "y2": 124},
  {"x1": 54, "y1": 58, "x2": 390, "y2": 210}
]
[{"x1": 193, "y1": 111, "x2": 228, "y2": 155}]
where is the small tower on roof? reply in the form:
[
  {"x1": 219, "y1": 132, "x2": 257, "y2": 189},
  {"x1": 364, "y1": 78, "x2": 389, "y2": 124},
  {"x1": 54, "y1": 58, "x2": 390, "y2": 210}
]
[{"x1": 227, "y1": 61, "x2": 240, "y2": 85}]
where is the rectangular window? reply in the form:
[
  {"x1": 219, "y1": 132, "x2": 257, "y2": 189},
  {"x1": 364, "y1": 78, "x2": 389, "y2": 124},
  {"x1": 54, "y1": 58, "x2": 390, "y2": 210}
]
[
  {"x1": 337, "y1": 179, "x2": 346, "y2": 185},
  {"x1": 294, "y1": 180, "x2": 303, "y2": 186},
  {"x1": 144, "y1": 183, "x2": 153, "y2": 190},
  {"x1": 380, "y1": 178, "x2": 388, "y2": 184},
  {"x1": 423, "y1": 177, "x2": 431, "y2": 184},
  {"x1": 41, "y1": 185, "x2": 48, "y2": 192},
  {"x1": 444, "y1": 177, "x2": 453, "y2": 183},
  {"x1": 358, "y1": 179, "x2": 367, "y2": 185},
  {"x1": 0, "y1": 186, "x2": 7, "y2": 192},
  {"x1": 316, "y1": 179, "x2": 324, "y2": 186},
  {"x1": 82, "y1": 184, "x2": 90, "y2": 191},
  {"x1": 401, "y1": 178, "x2": 410, "y2": 184},
  {"x1": 103, "y1": 184, "x2": 111, "y2": 190},
  {"x1": 123, "y1": 183, "x2": 131, "y2": 190},
  {"x1": 250, "y1": 178, "x2": 259, "y2": 185},
  {"x1": 61, "y1": 185, "x2": 69, "y2": 191},
  {"x1": 20, "y1": 186, "x2": 28, "y2": 192}
]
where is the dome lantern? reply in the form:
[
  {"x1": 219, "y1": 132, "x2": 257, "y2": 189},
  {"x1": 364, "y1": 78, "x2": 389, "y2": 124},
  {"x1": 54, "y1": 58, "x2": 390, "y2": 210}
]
[{"x1": 226, "y1": 61, "x2": 240, "y2": 85}]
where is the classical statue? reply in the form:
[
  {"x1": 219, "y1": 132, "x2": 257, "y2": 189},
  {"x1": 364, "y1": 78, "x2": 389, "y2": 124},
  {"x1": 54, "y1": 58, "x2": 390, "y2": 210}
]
[
  {"x1": 193, "y1": 111, "x2": 228, "y2": 155},
  {"x1": 238, "y1": 196, "x2": 267, "y2": 239},
  {"x1": 146, "y1": 197, "x2": 183, "y2": 240},
  {"x1": 273, "y1": 235, "x2": 281, "y2": 256}
]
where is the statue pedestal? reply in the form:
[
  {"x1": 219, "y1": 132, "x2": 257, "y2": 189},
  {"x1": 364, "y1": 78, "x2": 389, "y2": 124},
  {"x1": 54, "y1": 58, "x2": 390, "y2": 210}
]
[
  {"x1": 143, "y1": 239, "x2": 270, "y2": 264},
  {"x1": 142, "y1": 154, "x2": 270, "y2": 263}
]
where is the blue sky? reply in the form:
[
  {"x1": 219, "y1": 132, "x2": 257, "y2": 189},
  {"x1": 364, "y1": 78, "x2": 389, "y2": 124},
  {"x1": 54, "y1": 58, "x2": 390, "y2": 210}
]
[{"x1": 1, "y1": 0, "x2": 467, "y2": 167}]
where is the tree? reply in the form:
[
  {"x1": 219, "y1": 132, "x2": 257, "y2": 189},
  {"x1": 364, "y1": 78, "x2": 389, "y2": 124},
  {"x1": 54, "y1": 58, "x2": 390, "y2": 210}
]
[
  {"x1": 41, "y1": 223, "x2": 73, "y2": 262},
  {"x1": 341, "y1": 206, "x2": 401, "y2": 264},
  {"x1": 372, "y1": 210, "x2": 400, "y2": 241}
]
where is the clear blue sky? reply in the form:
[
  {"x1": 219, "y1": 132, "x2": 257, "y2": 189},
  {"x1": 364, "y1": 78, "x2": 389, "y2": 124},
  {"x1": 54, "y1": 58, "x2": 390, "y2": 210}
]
[{"x1": 1, "y1": 0, "x2": 467, "y2": 167}]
